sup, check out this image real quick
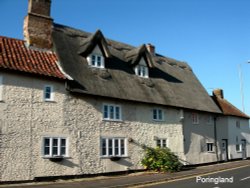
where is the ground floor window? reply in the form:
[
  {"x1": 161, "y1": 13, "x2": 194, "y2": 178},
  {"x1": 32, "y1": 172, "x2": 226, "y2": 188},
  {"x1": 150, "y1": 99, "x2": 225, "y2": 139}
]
[
  {"x1": 236, "y1": 144, "x2": 242, "y2": 152},
  {"x1": 101, "y1": 138, "x2": 127, "y2": 157},
  {"x1": 43, "y1": 137, "x2": 68, "y2": 157},
  {"x1": 156, "y1": 139, "x2": 167, "y2": 148},
  {"x1": 206, "y1": 143, "x2": 214, "y2": 152}
]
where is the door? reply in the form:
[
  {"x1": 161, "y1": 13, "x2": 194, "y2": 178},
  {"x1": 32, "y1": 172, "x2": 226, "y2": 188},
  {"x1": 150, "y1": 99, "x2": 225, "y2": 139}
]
[
  {"x1": 221, "y1": 139, "x2": 228, "y2": 161},
  {"x1": 241, "y1": 139, "x2": 247, "y2": 159}
]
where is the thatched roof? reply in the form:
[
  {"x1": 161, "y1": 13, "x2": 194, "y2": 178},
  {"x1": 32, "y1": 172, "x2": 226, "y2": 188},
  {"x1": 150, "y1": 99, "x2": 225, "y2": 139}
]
[{"x1": 52, "y1": 23, "x2": 221, "y2": 113}]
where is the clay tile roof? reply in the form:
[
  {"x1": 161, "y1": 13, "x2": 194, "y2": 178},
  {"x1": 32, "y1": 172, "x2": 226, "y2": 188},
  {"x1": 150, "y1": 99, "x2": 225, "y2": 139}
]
[
  {"x1": 212, "y1": 96, "x2": 250, "y2": 119},
  {"x1": 0, "y1": 36, "x2": 65, "y2": 79}
]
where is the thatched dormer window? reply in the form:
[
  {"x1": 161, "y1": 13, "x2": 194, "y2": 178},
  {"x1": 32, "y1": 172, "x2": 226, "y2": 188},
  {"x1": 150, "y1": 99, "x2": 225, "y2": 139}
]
[
  {"x1": 86, "y1": 45, "x2": 105, "y2": 68},
  {"x1": 134, "y1": 58, "x2": 149, "y2": 78}
]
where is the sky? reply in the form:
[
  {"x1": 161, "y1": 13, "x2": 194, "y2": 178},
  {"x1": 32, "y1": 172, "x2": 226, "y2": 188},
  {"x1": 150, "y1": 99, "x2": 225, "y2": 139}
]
[{"x1": 1, "y1": 0, "x2": 250, "y2": 115}]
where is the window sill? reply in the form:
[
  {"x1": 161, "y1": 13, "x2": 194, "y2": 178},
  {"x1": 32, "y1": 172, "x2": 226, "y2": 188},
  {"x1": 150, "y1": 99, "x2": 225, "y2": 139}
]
[
  {"x1": 206, "y1": 151, "x2": 215, "y2": 153},
  {"x1": 236, "y1": 151, "x2": 242, "y2": 153},
  {"x1": 102, "y1": 119, "x2": 123, "y2": 123},
  {"x1": 153, "y1": 119, "x2": 165, "y2": 122},
  {"x1": 44, "y1": 100, "x2": 56, "y2": 103}
]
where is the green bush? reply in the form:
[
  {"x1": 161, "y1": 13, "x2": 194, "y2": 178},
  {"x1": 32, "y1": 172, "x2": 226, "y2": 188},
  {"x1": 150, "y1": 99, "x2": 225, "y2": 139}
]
[{"x1": 141, "y1": 147, "x2": 182, "y2": 172}]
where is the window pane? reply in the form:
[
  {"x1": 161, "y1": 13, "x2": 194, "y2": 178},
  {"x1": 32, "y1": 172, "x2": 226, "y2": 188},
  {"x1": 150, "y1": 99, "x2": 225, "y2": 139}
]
[
  {"x1": 103, "y1": 105, "x2": 108, "y2": 119},
  {"x1": 108, "y1": 139, "x2": 113, "y2": 156},
  {"x1": 110, "y1": 106, "x2": 114, "y2": 119},
  {"x1": 115, "y1": 139, "x2": 119, "y2": 155},
  {"x1": 97, "y1": 56, "x2": 101, "y2": 67},
  {"x1": 91, "y1": 55, "x2": 96, "y2": 66},
  {"x1": 153, "y1": 109, "x2": 157, "y2": 120},
  {"x1": 45, "y1": 86, "x2": 51, "y2": 99},
  {"x1": 157, "y1": 139, "x2": 161, "y2": 147},
  {"x1": 120, "y1": 139, "x2": 125, "y2": 155},
  {"x1": 44, "y1": 138, "x2": 50, "y2": 155},
  {"x1": 162, "y1": 139, "x2": 166, "y2": 147},
  {"x1": 102, "y1": 139, "x2": 107, "y2": 156},
  {"x1": 158, "y1": 110, "x2": 162, "y2": 120},
  {"x1": 60, "y1": 139, "x2": 66, "y2": 156},
  {"x1": 52, "y1": 139, "x2": 58, "y2": 155},
  {"x1": 115, "y1": 106, "x2": 120, "y2": 120}
]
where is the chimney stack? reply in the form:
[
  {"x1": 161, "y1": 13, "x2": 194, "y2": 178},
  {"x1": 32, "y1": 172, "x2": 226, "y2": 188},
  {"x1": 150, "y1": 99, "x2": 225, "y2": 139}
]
[
  {"x1": 23, "y1": 0, "x2": 53, "y2": 49},
  {"x1": 146, "y1": 43, "x2": 155, "y2": 56},
  {"x1": 213, "y1": 89, "x2": 224, "y2": 99}
]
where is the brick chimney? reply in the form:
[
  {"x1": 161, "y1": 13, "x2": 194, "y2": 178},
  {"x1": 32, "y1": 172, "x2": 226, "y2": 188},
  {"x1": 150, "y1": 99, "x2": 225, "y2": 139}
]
[
  {"x1": 146, "y1": 43, "x2": 155, "y2": 56},
  {"x1": 23, "y1": 0, "x2": 53, "y2": 49},
  {"x1": 213, "y1": 89, "x2": 224, "y2": 99}
]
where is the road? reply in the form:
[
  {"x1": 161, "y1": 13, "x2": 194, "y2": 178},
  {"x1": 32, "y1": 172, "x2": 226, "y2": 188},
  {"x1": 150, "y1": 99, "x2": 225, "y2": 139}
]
[{"x1": 144, "y1": 165, "x2": 250, "y2": 188}]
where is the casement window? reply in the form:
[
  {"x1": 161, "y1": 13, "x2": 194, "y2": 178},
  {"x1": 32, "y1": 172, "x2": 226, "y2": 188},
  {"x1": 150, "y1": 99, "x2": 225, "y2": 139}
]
[
  {"x1": 156, "y1": 139, "x2": 167, "y2": 148},
  {"x1": 0, "y1": 76, "x2": 3, "y2": 101},
  {"x1": 103, "y1": 104, "x2": 122, "y2": 121},
  {"x1": 87, "y1": 54, "x2": 104, "y2": 68},
  {"x1": 236, "y1": 144, "x2": 242, "y2": 152},
  {"x1": 236, "y1": 121, "x2": 240, "y2": 128},
  {"x1": 43, "y1": 137, "x2": 68, "y2": 157},
  {"x1": 192, "y1": 113, "x2": 199, "y2": 124},
  {"x1": 206, "y1": 116, "x2": 213, "y2": 125},
  {"x1": 44, "y1": 85, "x2": 54, "y2": 101},
  {"x1": 153, "y1": 108, "x2": 164, "y2": 121},
  {"x1": 206, "y1": 143, "x2": 214, "y2": 152},
  {"x1": 101, "y1": 138, "x2": 127, "y2": 157},
  {"x1": 134, "y1": 65, "x2": 149, "y2": 78}
]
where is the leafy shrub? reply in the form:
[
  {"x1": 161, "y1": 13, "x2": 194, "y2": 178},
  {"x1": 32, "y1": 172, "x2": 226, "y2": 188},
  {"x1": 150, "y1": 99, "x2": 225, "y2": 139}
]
[{"x1": 141, "y1": 147, "x2": 182, "y2": 172}]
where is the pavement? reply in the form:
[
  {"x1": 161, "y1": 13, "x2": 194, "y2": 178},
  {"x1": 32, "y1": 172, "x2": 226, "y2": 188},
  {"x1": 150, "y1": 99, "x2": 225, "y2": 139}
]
[{"x1": 1, "y1": 159, "x2": 250, "y2": 188}]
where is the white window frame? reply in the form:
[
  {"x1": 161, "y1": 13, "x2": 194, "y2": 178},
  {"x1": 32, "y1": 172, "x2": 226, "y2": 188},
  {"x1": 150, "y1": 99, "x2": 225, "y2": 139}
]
[
  {"x1": 101, "y1": 137, "x2": 127, "y2": 157},
  {"x1": 134, "y1": 65, "x2": 149, "y2": 78},
  {"x1": 192, "y1": 113, "x2": 199, "y2": 124},
  {"x1": 206, "y1": 143, "x2": 214, "y2": 152},
  {"x1": 43, "y1": 85, "x2": 54, "y2": 102},
  {"x1": 153, "y1": 108, "x2": 164, "y2": 121},
  {"x1": 87, "y1": 54, "x2": 104, "y2": 68},
  {"x1": 0, "y1": 76, "x2": 3, "y2": 101},
  {"x1": 103, "y1": 104, "x2": 122, "y2": 121},
  {"x1": 156, "y1": 138, "x2": 168, "y2": 148},
  {"x1": 42, "y1": 137, "x2": 68, "y2": 158},
  {"x1": 236, "y1": 143, "x2": 242, "y2": 152}
]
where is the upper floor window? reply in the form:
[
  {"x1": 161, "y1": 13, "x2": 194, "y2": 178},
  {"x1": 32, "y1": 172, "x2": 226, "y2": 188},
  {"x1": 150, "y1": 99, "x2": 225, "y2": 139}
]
[
  {"x1": 156, "y1": 138, "x2": 167, "y2": 148},
  {"x1": 134, "y1": 65, "x2": 149, "y2": 78},
  {"x1": 43, "y1": 137, "x2": 68, "y2": 157},
  {"x1": 103, "y1": 104, "x2": 122, "y2": 121},
  {"x1": 101, "y1": 137, "x2": 127, "y2": 157},
  {"x1": 192, "y1": 113, "x2": 199, "y2": 124},
  {"x1": 153, "y1": 108, "x2": 164, "y2": 121},
  {"x1": 87, "y1": 54, "x2": 104, "y2": 68},
  {"x1": 236, "y1": 120, "x2": 240, "y2": 128},
  {"x1": 44, "y1": 85, "x2": 54, "y2": 101}
]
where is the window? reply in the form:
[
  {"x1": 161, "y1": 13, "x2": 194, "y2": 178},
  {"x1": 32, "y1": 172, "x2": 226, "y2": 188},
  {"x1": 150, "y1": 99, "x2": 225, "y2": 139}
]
[
  {"x1": 236, "y1": 121, "x2": 240, "y2": 128},
  {"x1": 0, "y1": 76, "x2": 2, "y2": 101},
  {"x1": 134, "y1": 65, "x2": 149, "y2": 78},
  {"x1": 103, "y1": 104, "x2": 122, "y2": 121},
  {"x1": 87, "y1": 54, "x2": 104, "y2": 68},
  {"x1": 236, "y1": 144, "x2": 242, "y2": 152},
  {"x1": 156, "y1": 139, "x2": 167, "y2": 148},
  {"x1": 206, "y1": 143, "x2": 214, "y2": 152},
  {"x1": 44, "y1": 85, "x2": 54, "y2": 101},
  {"x1": 101, "y1": 138, "x2": 127, "y2": 157},
  {"x1": 206, "y1": 116, "x2": 213, "y2": 125},
  {"x1": 153, "y1": 109, "x2": 164, "y2": 121},
  {"x1": 192, "y1": 113, "x2": 199, "y2": 124},
  {"x1": 43, "y1": 137, "x2": 68, "y2": 157}
]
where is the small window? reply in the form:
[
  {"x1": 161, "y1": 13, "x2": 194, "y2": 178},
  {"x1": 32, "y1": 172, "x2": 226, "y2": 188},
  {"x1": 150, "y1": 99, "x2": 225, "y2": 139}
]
[
  {"x1": 44, "y1": 85, "x2": 54, "y2": 101},
  {"x1": 0, "y1": 76, "x2": 3, "y2": 101},
  {"x1": 206, "y1": 143, "x2": 214, "y2": 152},
  {"x1": 43, "y1": 137, "x2": 68, "y2": 157},
  {"x1": 101, "y1": 138, "x2": 127, "y2": 157},
  {"x1": 192, "y1": 113, "x2": 199, "y2": 124},
  {"x1": 103, "y1": 104, "x2": 122, "y2": 121},
  {"x1": 207, "y1": 116, "x2": 213, "y2": 125},
  {"x1": 156, "y1": 139, "x2": 167, "y2": 148},
  {"x1": 134, "y1": 65, "x2": 149, "y2": 78},
  {"x1": 153, "y1": 109, "x2": 164, "y2": 121},
  {"x1": 88, "y1": 54, "x2": 104, "y2": 68},
  {"x1": 236, "y1": 121, "x2": 240, "y2": 128},
  {"x1": 236, "y1": 144, "x2": 242, "y2": 152}
]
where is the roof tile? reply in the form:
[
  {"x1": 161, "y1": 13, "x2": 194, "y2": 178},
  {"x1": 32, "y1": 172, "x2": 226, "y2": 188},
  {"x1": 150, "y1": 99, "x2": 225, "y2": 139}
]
[{"x1": 0, "y1": 36, "x2": 65, "y2": 79}]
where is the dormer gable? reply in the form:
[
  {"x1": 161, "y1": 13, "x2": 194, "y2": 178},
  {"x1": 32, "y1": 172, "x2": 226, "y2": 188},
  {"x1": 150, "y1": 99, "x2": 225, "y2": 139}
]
[
  {"x1": 78, "y1": 30, "x2": 111, "y2": 68},
  {"x1": 125, "y1": 44, "x2": 155, "y2": 78}
]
